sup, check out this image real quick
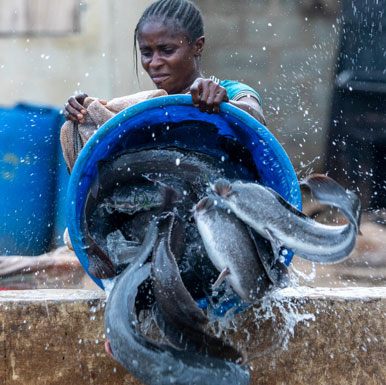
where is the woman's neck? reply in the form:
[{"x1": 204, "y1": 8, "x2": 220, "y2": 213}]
[{"x1": 179, "y1": 70, "x2": 204, "y2": 94}]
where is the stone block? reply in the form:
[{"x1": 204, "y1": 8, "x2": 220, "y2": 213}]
[{"x1": 0, "y1": 287, "x2": 385, "y2": 384}]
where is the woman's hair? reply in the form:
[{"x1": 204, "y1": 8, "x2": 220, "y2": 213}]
[{"x1": 133, "y1": 0, "x2": 204, "y2": 74}]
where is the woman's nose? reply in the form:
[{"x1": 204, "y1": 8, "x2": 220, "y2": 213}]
[{"x1": 149, "y1": 53, "x2": 163, "y2": 69}]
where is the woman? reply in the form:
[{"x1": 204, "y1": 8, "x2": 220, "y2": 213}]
[
  {"x1": 64, "y1": 0, "x2": 266, "y2": 126},
  {"x1": 64, "y1": 0, "x2": 266, "y2": 369}
]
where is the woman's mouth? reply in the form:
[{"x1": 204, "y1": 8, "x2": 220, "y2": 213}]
[{"x1": 151, "y1": 75, "x2": 170, "y2": 85}]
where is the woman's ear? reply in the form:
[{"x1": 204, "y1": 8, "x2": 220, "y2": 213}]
[{"x1": 193, "y1": 36, "x2": 205, "y2": 56}]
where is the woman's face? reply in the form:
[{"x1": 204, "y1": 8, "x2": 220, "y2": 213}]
[{"x1": 137, "y1": 20, "x2": 203, "y2": 94}]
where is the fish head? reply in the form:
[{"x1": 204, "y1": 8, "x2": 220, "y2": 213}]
[
  {"x1": 193, "y1": 196, "x2": 216, "y2": 217},
  {"x1": 211, "y1": 179, "x2": 233, "y2": 197}
]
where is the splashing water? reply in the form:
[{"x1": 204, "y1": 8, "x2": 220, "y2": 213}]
[
  {"x1": 205, "y1": 274, "x2": 316, "y2": 361},
  {"x1": 290, "y1": 263, "x2": 317, "y2": 283}
]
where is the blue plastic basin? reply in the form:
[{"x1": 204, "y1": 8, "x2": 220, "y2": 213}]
[{"x1": 66, "y1": 95, "x2": 301, "y2": 313}]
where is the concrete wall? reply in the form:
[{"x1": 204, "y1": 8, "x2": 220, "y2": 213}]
[
  {"x1": 195, "y1": 0, "x2": 341, "y2": 172},
  {"x1": 0, "y1": 0, "x2": 341, "y2": 171},
  {"x1": 0, "y1": 1, "x2": 154, "y2": 107}
]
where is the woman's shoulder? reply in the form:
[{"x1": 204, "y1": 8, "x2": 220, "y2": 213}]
[{"x1": 213, "y1": 77, "x2": 262, "y2": 106}]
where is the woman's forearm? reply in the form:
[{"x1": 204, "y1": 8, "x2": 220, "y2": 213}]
[{"x1": 229, "y1": 99, "x2": 266, "y2": 126}]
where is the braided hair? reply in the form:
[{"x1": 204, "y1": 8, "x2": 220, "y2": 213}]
[{"x1": 134, "y1": 0, "x2": 204, "y2": 74}]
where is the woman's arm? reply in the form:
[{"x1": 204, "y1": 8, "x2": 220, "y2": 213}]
[
  {"x1": 190, "y1": 78, "x2": 266, "y2": 125},
  {"x1": 229, "y1": 96, "x2": 266, "y2": 126}
]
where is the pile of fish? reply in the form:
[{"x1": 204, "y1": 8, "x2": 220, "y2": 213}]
[{"x1": 82, "y1": 146, "x2": 361, "y2": 385}]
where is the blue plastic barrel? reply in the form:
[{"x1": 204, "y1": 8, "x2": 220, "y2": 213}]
[
  {"x1": 0, "y1": 103, "x2": 64, "y2": 255},
  {"x1": 67, "y1": 95, "x2": 302, "y2": 314}
]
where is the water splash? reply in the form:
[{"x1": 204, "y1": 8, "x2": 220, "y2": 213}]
[
  {"x1": 206, "y1": 282, "x2": 316, "y2": 361},
  {"x1": 290, "y1": 262, "x2": 316, "y2": 283}
]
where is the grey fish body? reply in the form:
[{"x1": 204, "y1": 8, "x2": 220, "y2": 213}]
[
  {"x1": 105, "y1": 247, "x2": 251, "y2": 385},
  {"x1": 194, "y1": 197, "x2": 271, "y2": 302},
  {"x1": 96, "y1": 147, "x2": 241, "y2": 201},
  {"x1": 152, "y1": 214, "x2": 244, "y2": 363},
  {"x1": 212, "y1": 177, "x2": 360, "y2": 264}
]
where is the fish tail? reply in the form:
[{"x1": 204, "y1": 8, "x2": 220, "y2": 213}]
[
  {"x1": 107, "y1": 258, "x2": 251, "y2": 385},
  {"x1": 212, "y1": 178, "x2": 232, "y2": 197},
  {"x1": 301, "y1": 174, "x2": 362, "y2": 233}
]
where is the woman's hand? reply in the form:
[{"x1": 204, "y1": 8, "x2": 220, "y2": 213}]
[
  {"x1": 190, "y1": 78, "x2": 229, "y2": 114},
  {"x1": 64, "y1": 93, "x2": 108, "y2": 124},
  {"x1": 64, "y1": 93, "x2": 88, "y2": 124}
]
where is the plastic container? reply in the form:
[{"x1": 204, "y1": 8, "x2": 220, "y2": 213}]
[
  {"x1": 67, "y1": 95, "x2": 302, "y2": 314},
  {"x1": 0, "y1": 103, "x2": 63, "y2": 255}
]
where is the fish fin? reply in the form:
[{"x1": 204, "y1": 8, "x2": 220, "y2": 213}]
[
  {"x1": 87, "y1": 237, "x2": 116, "y2": 279},
  {"x1": 158, "y1": 184, "x2": 178, "y2": 213},
  {"x1": 270, "y1": 260, "x2": 290, "y2": 288},
  {"x1": 264, "y1": 228, "x2": 283, "y2": 250},
  {"x1": 212, "y1": 268, "x2": 230, "y2": 290},
  {"x1": 248, "y1": 227, "x2": 288, "y2": 288},
  {"x1": 301, "y1": 174, "x2": 362, "y2": 233},
  {"x1": 267, "y1": 187, "x2": 310, "y2": 220},
  {"x1": 212, "y1": 178, "x2": 232, "y2": 197},
  {"x1": 169, "y1": 215, "x2": 186, "y2": 261}
]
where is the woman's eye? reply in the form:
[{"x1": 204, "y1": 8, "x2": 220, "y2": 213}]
[
  {"x1": 141, "y1": 51, "x2": 152, "y2": 58},
  {"x1": 162, "y1": 48, "x2": 176, "y2": 55}
]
